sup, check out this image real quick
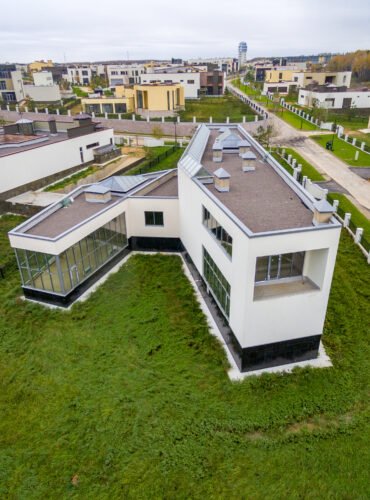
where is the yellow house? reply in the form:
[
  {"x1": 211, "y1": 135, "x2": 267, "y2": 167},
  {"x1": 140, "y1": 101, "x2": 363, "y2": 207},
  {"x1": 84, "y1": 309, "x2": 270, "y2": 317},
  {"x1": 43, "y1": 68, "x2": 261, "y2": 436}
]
[
  {"x1": 265, "y1": 69, "x2": 295, "y2": 83},
  {"x1": 134, "y1": 83, "x2": 184, "y2": 113},
  {"x1": 81, "y1": 94, "x2": 135, "y2": 115},
  {"x1": 81, "y1": 83, "x2": 184, "y2": 116},
  {"x1": 28, "y1": 60, "x2": 54, "y2": 73}
]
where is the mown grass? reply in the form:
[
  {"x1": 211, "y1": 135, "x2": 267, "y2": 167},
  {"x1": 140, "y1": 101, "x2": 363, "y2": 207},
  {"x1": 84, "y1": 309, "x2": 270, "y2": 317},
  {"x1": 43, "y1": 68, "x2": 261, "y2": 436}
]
[
  {"x1": 271, "y1": 148, "x2": 325, "y2": 181},
  {"x1": 179, "y1": 95, "x2": 257, "y2": 123},
  {"x1": 0, "y1": 215, "x2": 369, "y2": 498},
  {"x1": 312, "y1": 135, "x2": 370, "y2": 167},
  {"x1": 127, "y1": 147, "x2": 184, "y2": 175},
  {"x1": 44, "y1": 166, "x2": 99, "y2": 192}
]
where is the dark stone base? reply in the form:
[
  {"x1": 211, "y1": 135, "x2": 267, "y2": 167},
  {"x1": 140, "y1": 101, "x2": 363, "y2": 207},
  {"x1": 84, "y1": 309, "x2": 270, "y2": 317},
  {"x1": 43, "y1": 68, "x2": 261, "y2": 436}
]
[
  {"x1": 236, "y1": 335, "x2": 321, "y2": 372},
  {"x1": 23, "y1": 247, "x2": 130, "y2": 308},
  {"x1": 129, "y1": 236, "x2": 183, "y2": 252}
]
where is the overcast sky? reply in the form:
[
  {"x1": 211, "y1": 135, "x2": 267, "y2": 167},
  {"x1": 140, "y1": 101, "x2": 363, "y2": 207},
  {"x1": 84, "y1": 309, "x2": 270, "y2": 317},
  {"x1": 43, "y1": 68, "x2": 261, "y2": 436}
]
[{"x1": 1, "y1": 0, "x2": 369, "y2": 63}]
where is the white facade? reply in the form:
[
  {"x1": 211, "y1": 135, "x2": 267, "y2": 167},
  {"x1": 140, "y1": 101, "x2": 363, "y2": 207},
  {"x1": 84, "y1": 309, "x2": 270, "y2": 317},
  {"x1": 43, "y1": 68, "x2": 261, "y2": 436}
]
[
  {"x1": 107, "y1": 65, "x2": 146, "y2": 86},
  {"x1": 187, "y1": 58, "x2": 238, "y2": 74},
  {"x1": 298, "y1": 88, "x2": 370, "y2": 109},
  {"x1": 23, "y1": 83, "x2": 61, "y2": 102},
  {"x1": 141, "y1": 72, "x2": 200, "y2": 99},
  {"x1": 66, "y1": 66, "x2": 92, "y2": 85},
  {"x1": 0, "y1": 128, "x2": 113, "y2": 194},
  {"x1": 33, "y1": 71, "x2": 53, "y2": 86}
]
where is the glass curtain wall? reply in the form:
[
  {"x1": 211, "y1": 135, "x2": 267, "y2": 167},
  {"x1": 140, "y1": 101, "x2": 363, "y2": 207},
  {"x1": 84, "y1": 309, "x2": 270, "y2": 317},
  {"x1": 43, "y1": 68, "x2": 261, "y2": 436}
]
[
  {"x1": 203, "y1": 206, "x2": 233, "y2": 257},
  {"x1": 255, "y1": 252, "x2": 305, "y2": 283},
  {"x1": 203, "y1": 247, "x2": 231, "y2": 318},
  {"x1": 15, "y1": 213, "x2": 127, "y2": 295}
]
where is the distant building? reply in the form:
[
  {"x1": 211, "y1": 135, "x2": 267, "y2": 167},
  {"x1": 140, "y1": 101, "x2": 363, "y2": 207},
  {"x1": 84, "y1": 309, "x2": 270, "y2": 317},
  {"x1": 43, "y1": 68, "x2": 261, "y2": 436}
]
[
  {"x1": 298, "y1": 85, "x2": 370, "y2": 109},
  {"x1": 28, "y1": 60, "x2": 54, "y2": 73},
  {"x1": 0, "y1": 64, "x2": 24, "y2": 103},
  {"x1": 23, "y1": 71, "x2": 61, "y2": 103},
  {"x1": 107, "y1": 64, "x2": 146, "y2": 86},
  {"x1": 82, "y1": 82, "x2": 185, "y2": 116},
  {"x1": 238, "y1": 41, "x2": 248, "y2": 69},
  {"x1": 141, "y1": 71, "x2": 200, "y2": 99}
]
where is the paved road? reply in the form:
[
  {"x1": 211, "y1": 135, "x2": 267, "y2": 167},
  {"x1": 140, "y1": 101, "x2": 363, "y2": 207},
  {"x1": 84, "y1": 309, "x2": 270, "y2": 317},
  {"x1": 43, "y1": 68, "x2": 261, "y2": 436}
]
[{"x1": 228, "y1": 82, "x2": 370, "y2": 213}]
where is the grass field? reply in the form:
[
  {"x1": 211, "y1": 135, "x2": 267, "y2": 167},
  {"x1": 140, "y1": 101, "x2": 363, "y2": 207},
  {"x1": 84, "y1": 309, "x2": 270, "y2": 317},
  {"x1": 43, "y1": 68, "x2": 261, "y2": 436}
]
[
  {"x1": 271, "y1": 148, "x2": 325, "y2": 181},
  {"x1": 312, "y1": 135, "x2": 370, "y2": 167},
  {"x1": 127, "y1": 146, "x2": 184, "y2": 175},
  {"x1": 0, "y1": 214, "x2": 369, "y2": 498},
  {"x1": 179, "y1": 95, "x2": 257, "y2": 123},
  {"x1": 273, "y1": 109, "x2": 318, "y2": 131}
]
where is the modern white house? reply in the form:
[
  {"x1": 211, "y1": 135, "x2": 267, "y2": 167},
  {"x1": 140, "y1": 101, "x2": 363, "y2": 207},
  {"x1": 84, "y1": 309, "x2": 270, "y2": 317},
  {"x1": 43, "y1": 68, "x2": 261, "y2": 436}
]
[
  {"x1": 140, "y1": 72, "x2": 201, "y2": 99},
  {"x1": 0, "y1": 115, "x2": 115, "y2": 199},
  {"x1": 22, "y1": 71, "x2": 61, "y2": 102},
  {"x1": 8, "y1": 124, "x2": 341, "y2": 373},
  {"x1": 107, "y1": 64, "x2": 146, "y2": 86},
  {"x1": 298, "y1": 86, "x2": 370, "y2": 109}
]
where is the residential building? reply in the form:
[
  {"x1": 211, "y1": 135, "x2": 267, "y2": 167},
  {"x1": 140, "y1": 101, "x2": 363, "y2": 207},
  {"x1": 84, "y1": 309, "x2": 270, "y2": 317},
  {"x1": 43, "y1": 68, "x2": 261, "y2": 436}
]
[
  {"x1": 293, "y1": 71, "x2": 351, "y2": 88},
  {"x1": 141, "y1": 71, "x2": 200, "y2": 99},
  {"x1": 81, "y1": 83, "x2": 185, "y2": 115},
  {"x1": 8, "y1": 124, "x2": 340, "y2": 374},
  {"x1": 262, "y1": 81, "x2": 299, "y2": 95},
  {"x1": 0, "y1": 115, "x2": 115, "y2": 199},
  {"x1": 298, "y1": 85, "x2": 370, "y2": 109},
  {"x1": 66, "y1": 65, "x2": 92, "y2": 85},
  {"x1": 0, "y1": 64, "x2": 24, "y2": 102},
  {"x1": 107, "y1": 64, "x2": 146, "y2": 86},
  {"x1": 187, "y1": 58, "x2": 239, "y2": 74},
  {"x1": 238, "y1": 41, "x2": 248, "y2": 69},
  {"x1": 32, "y1": 71, "x2": 54, "y2": 86},
  {"x1": 28, "y1": 60, "x2": 54, "y2": 73},
  {"x1": 199, "y1": 70, "x2": 225, "y2": 95}
]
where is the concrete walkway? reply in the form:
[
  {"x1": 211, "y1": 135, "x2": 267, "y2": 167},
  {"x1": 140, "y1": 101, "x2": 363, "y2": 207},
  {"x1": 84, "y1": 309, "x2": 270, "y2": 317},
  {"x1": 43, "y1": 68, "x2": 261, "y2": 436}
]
[{"x1": 227, "y1": 82, "x2": 370, "y2": 213}]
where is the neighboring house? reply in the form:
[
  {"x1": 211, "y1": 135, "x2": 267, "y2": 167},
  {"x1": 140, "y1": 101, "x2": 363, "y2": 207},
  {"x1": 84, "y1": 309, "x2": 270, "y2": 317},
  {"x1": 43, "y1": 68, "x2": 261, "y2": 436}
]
[
  {"x1": 0, "y1": 65, "x2": 24, "y2": 103},
  {"x1": 262, "y1": 81, "x2": 298, "y2": 95},
  {"x1": 141, "y1": 72, "x2": 201, "y2": 99},
  {"x1": 293, "y1": 71, "x2": 352, "y2": 88},
  {"x1": 8, "y1": 124, "x2": 341, "y2": 374},
  {"x1": 107, "y1": 64, "x2": 146, "y2": 86},
  {"x1": 199, "y1": 70, "x2": 225, "y2": 96},
  {"x1": 187, "y1": 57, "x2": 239, "y2": 74},
  {"x1": 298, "y1": 86, "x2": 370, "y2": 109},
  {"x1": 0, "y1": 115, "x2": 115, "y2": 199},
  {"x1": 28, "y1": 60, "x2": 54, "y2": 73},
  {"x1": 81, "y1": 83, "x2": 185, "y2": 115},
  {"x1": 22, "y1": 70, "x2": 61, "y2": 103},
  {"x1": 66, "y1": 66, "x2": 92, "y2": 85}
]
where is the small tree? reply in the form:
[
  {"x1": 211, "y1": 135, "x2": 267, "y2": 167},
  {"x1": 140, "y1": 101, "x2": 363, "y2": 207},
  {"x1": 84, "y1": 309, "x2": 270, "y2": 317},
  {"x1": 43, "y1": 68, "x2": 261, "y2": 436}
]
[
  {"x1": 151, "y1": 124, "x2": 164, "y2": 140},
  {"x1": 253, "y1": 124, "x2": 277, "y2": 148}
]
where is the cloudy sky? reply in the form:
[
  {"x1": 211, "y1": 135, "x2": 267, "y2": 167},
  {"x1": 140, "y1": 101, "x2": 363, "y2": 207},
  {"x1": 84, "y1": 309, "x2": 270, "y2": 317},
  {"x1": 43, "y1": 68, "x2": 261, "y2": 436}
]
[{"x1": 1, "y1": 0, "x2": 369, "y2": 63}]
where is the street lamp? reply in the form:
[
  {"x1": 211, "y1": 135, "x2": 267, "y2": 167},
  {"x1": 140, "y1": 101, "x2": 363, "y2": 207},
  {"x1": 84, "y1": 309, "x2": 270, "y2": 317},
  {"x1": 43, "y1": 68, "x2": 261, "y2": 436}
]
[{"x1": 173, "y1": 117, "x2": 177, "y2": 147}]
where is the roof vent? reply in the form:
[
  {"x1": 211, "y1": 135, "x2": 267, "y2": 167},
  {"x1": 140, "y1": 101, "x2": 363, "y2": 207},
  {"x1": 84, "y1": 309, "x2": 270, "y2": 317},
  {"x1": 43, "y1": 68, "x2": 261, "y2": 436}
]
[
  {"x1": 84, "y1": 184, "x2": 112, "y2": 204},
  {"x1": 312, "y1": 199, "x2": 334, "y2": 226},
  {"x1": 238, "y1": 140, "x2": 251, "y2": 155},
  {"x1": 241, "y1": 152, "x2": 257, "y2": 172},
  {"x1": 212, "y1": 142, "x2": 223, "y2": 162},
  {"x1": 214, "y1": 167, "x2": 230, "y2": 192}
]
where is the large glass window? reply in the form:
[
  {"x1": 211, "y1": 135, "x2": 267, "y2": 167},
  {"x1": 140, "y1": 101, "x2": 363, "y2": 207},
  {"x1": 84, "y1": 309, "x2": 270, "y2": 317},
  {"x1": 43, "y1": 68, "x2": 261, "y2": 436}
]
[
  {"x1": 203, "y1": 206, "x2": 233, "y2": 257},
  {"x1": 145, "y1": 211, "x2": 164, "y2": 226},
  {"x1": 15, "y1": 213, "x2": 127, "y2": 295},
  {"x1": 255, "y1": 252, "x2": 305, "y2": 283},
  {"x1": 203, "y1": 247, "x2": 231, "y2": 318}
]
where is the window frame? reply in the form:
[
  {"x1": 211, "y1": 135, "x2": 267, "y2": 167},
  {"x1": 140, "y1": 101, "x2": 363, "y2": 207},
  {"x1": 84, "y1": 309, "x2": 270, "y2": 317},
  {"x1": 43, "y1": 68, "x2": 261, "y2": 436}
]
[{"x1": 144, "y1": 211, "x2": 164, "y2": 227}]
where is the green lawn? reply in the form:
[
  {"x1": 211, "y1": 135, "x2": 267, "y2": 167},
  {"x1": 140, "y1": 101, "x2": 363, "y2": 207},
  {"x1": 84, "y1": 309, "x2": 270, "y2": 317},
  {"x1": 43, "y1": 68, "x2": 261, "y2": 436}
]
[
  {"x1": 127, "y1": 146, "x2": 184, "y2": 175},
  {"x1": 179, "y1": 95, "x2": 257, "y2": 123},
  {"x1": 271, "y1": 148, "x2": 325, "y2": 181},
  {"x1": 274, "y1": 109, "x2": 318, "y2": 131},
  {"x1": 72, "y1": 86, "x2": 89, "y2": 98},
  {"x1": 0, "y1": 215, "x2": 369, "y2": 498},
  {"x1": 312, "y1": 135, "x2": 370, "y2": 167},
  {"x1": 44, "y1": 166, "x2": 99, "y2": 192},
  {"x1": 327, "y1": 193, "x2": 370, "y2": 251}
]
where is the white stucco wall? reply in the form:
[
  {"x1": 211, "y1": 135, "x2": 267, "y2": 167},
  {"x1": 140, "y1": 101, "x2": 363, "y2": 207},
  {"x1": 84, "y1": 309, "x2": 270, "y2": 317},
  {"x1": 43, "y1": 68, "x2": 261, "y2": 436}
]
[
  {"x1": 126, "y1": 197, "x2": 179, "y2": 239},
  {"x1": 23, "y1": 84, "x2": 61, "y2": 102},
  {"x1": 178, "y1": 167, "x2": 341, "y2": 349},
  {"x1": 298, "y1": 89, "x2": 370, "y2": 109},
  {"x1": 0, "y1": 128, "x2": 114, "y2": 194},
  {"x1": 140, "y1": 73, "x2": 200, "y2": 99}
]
